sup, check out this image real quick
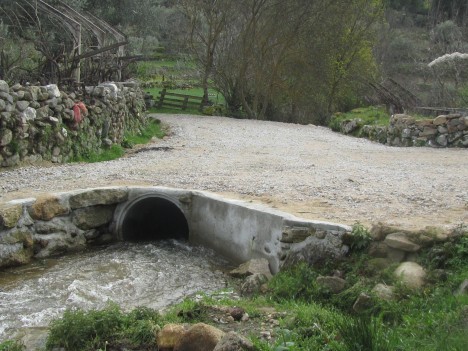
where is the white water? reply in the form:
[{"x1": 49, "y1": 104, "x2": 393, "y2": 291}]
[{"x1": 0, "y1": 241, "x2": 231, "y2": 341}]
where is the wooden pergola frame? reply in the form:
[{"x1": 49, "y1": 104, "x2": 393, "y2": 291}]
[{"x1": 32, "y1": 0, "x2": 128, "y2": 82}]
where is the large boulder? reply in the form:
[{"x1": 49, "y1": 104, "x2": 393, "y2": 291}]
[
  {"x1": 157, "y1": 324, "x2": 187, "y2": 351},
  {"x1": 69, "y1": 188, "x2": 128, "y2": 209},
  {"x1": 394, "y1": 262, "x2": 426, "y2": 290},
  {"x1": 174, "y1": 323, "x2": 225, "y2": 351},
  {"x1": 282, "y1": 233, "x2": 348, "y2": 269}
]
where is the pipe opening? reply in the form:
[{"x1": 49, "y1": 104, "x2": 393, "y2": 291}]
[{"x1": 121, "y1": 197, "x2": 189, "y2": 241}]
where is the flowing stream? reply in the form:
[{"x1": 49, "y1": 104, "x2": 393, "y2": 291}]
[{"x1": 0, "y1": 240, "x2": 232, "y2": 342}]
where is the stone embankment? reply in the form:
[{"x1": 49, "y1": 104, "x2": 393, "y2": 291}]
[
  {"x1": 339, "y1": 113, "x2": 468, "y2": 147},
  {"x1": 0, "y1": 80, "x2": 146, "y2": 167}
]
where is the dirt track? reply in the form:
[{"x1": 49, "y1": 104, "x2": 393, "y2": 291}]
[{"x1": 1, "y1": 114, "x2": 467, "y2": 230}]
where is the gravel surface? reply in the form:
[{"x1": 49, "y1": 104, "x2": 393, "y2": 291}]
[{"x1": 1, "y1": 114, "x2": 467, "y2": 229}]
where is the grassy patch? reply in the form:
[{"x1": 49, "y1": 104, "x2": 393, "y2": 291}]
[
  {"x1": 73, "y1": 119, "x2": 165, "y2": 163},
  {"x1": 329, "y1": 105, "x2": 391, "y2": 132}
]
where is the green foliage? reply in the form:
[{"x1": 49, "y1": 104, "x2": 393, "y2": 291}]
[
  {"x1": 268, "y1": 263, "x2": 325, "y2": 302},
  {"x1": 73, "y1": 119, "x2": 165, "y2": 163},
  {"x1": 338, "y1": 316, "x2": 394, "y2": 351},
  {"x1": 349, "y1": 222, "x2": 373, "y2": 252},
  {"x1": 0, "y1": 340, "x2": 25, "y2": 351},
  {"x1": 46, "y1": 303, "x2": 161, "y2": 351},
  {"x1": 329, "y1": 106, "x2": 390, "y2": 132},
  {"x1": 123, "y1": 119, "x2": 166, "y2": 146}
]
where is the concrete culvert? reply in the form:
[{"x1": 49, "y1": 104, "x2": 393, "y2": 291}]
[{"x1": 121, "y1": 197, "x2": 189, "y2": 241}]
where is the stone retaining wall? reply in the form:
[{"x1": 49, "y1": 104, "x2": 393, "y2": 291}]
[
  {"x1": 0, "y1": 80, "x2": 147, "y2": 167},
  {"x1": 339, "y1": 113, "x2": 468, "y2": 147}
]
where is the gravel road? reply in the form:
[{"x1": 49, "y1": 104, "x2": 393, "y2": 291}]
[{"x1": 1, "y1": 114, "x2": 467, "y2": 229}]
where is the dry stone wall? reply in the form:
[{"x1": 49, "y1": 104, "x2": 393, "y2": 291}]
[
  {"x1": 340, "y1": 113, "x2": 468, "y2": 148},
  {"x1": 0, "y1": 80, "x2": 146, "y2": 167}
]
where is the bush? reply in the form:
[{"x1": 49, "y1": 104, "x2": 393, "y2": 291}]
[{"x1": 46, "y1": 303, "x2": 161, "y2": 351}]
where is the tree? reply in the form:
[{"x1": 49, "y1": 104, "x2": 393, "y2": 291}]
[{"x1": 195, "y1": 0, "x2": 384, "y2": 123}]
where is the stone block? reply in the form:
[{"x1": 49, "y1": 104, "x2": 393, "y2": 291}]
[
  {"x1": 69, "y1": 188, "x2": 129, "y2": 209},
  {"x1": 384, "y1": 232, "x2": 421, "y2": 252},
  {"x1": 0, "y1": 80, "x2": 9, "y2": 93},
  {"x1": 0, "y1": 243, "x2": 34, "y2": 268},
  {"x1": 0, "y1": 129, "x2": 13, "y2": 146},
  {"x1": 30, "y1": 195, "x2": 69, "y2": 221},
  {"x1": 433, "y1": 115, "x2": 447, "y2": 125},
  {"x1": 72, "y1": 205, "x2": 115, "y2": 230},
  {"x1": 0, "y1": 204, "x2": 23, "y2": 228},
  {"x1": 372, "y1": 283, "x2": 395, "y2": 301}
]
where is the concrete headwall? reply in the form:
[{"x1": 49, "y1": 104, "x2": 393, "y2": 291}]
[
  {"x1": 0, "y1": 186, "x2": 351, "y2": 273},
  {"x1": 0, "y1": 80, "x2": 147, "y2": 167}
]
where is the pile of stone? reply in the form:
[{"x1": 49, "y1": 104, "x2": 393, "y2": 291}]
[{"x1": 0, "y1": 80, "x2": 146, "y2": 167}]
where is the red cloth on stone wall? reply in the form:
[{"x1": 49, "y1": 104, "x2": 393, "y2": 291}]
[{"x1": 73, "y1": 102, "x2": 88, "y2": 124}]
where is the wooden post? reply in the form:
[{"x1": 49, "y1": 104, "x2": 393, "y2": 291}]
[
  {"x1": 182, "y1": 96, "x2": 189, "y2": 110},
  {"x1": 73, "y1": 23, "x2": 82, "y2": 83},
  {"x1": 158, "y1": 89, "x2": 166, "y2": 108}
]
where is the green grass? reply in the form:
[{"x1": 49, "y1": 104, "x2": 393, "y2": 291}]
[
  {"x1": 73, "y1": 119, "x2": 165, "y2": 163},
  {"x1": 329, "y1": 105, "x2": 391, "y2": 132}
]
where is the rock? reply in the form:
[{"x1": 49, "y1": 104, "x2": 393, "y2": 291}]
[
  {"x1": 369, "y1": 223, "x2": 398, "y2": 241},
  {"x1": 372, "y1": 283, "x2": 395, "y2": 301},
  {"x1": 0, "y1": 243, "x2": 33, "y2": 268},
  {"x1": 433, "y1": 115, "x2": 448, "y2": 125},
  {"x1": 174, "y1": 323, "x2": 225, "y2": 351},
  {"x1": 229, "y1": 307, "x2": 245, "y2": 322},
  {"x1": 394, "y1": 262, "x2": 426, "y2": 290},
  {"x1": 436, "y1": 134, "x2": 448, "y2": 146},
  {"x1": 0, "y1": 80, "x2": 9, "y2": 93},
  {"x1": 0, "y1": 204, "x2": 23, "y2": 228},
  {"x1": 282, "y1": 232, "x2": 348, "y2": 269},
  {"x1": 454, "y1": 279, "x2": 468, "y2": 296},
  {"x1": 229, "y1": 258, "x2": 272, "y2": 279},
  {"x1": 35, "y1": 217, "x2": 83, "y2": 237},
  {"x1": 213, "y1": 331, "x2": 255, "y2": 351},
  {"x1": 71, "y1": 205, "x2": 115, "y2": 230},
  {"x1": 2, "y1": 154, "x2": 20, "y2": 167},
  {"x1": 30, "y1": 196, "x2": 69, "y2": 221},
  {"x1": 34, "y1": 232, "x2": 86, "y2": 258},
  {"x1": 420, "y1": 126, "x2": 437, "y2": 137},
  {"x1": 158, "y1": 324, "x2": 187, "y2": 350},
  {"x1": 69, "y1": 188, "x2": 128, "y2": 209},
  {"x1": 316, "y1": 276, "x2": 347, "y2": 293},
  {"x1": 341, "y1": 119, "x2": 361, "y2": 134},
  {"x1": 352, "y1": 293, "x2": 373, "y2": 313},
  {"x1": 0, "y1": 99, "x2": 5, "y2": 111},
  {"x1": 45, "y1": 84, "x2": 61, "y2": 98},
  {"x1": 16, "y1": 100, "x2": 30, "y2": 111},
  {"x1": 281, "y1": 226, "x2": 315, "y2": 243},
  {"x1": 240, "y1": 273, "x2": 269, "y2": 296},
  {"x1": 0, "y1": 128, "x2": 13, "y2": 146},
  {"x1": 367, "y1": 241, "x2": 405, "y2": 262},
  {"x1": 22, "y1": 107, "x2": 37, "y2": 121},
  {"x1": 384, "y1": 233, "x2": 420, "y2": 252}
]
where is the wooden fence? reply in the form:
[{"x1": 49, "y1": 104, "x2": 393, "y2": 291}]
[{"x1": 156, "y1": 89, "x2": 205, "y2": 110}]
